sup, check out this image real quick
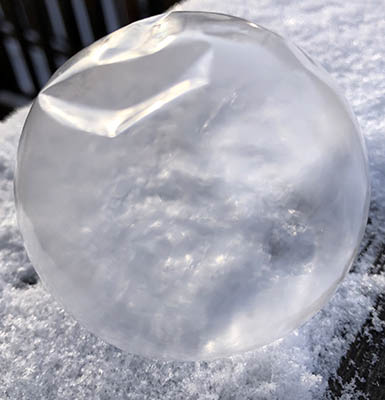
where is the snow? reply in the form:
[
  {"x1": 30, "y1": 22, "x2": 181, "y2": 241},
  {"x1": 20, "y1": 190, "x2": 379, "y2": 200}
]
[{"x1": 1, "y1": 0, "x2": 385, "y2": 398}]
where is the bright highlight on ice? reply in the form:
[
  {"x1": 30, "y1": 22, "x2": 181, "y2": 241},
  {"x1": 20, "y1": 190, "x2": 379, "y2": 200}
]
[{"x1": 15, "y1": 11, "x2": 370, "y2": 361}]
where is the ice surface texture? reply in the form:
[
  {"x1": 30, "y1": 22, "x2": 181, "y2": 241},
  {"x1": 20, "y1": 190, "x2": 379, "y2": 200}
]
[{"x1": 15, "y1": 11, "x2": 369, "y2": 361}]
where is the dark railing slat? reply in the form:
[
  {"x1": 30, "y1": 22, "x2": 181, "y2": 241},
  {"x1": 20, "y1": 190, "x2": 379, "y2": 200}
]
[
  {"x1": 147, "y1": 0, "x2": 165, "y2": 16},
  {"x1": 1, "y1": 36, "x2": 35, "y2": 94},
  {"x1": 0, "y1": 0, "x2": 40, "y2": 93},
  {"x1": 84, "y1": 0, "x2": 108, "y2": 40},
  {"x1": 0, "y1": 39, "x2": 19, "y2": 92},
  {"x1": 116, "y1": 0, "x2": 141, "y2": 24},
  {"x1": 19, "y1": 0, "x2": 57, "y2": 74},
  {"x1": 163, "y1": 0, "x2": 179, "y2": 11},
  {"x1": 57, "y1": 0, "x2": 83, "y2": 52}
]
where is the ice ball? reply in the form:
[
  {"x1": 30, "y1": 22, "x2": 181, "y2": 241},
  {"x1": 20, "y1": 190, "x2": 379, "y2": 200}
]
[{"x1": 15, "y1": 11, "x2": 370, "y2": 361}]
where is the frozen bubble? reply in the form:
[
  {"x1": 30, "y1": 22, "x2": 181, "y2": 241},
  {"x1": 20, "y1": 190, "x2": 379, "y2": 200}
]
[{"x1": 15, "y1": 11, "x2": 370, "y2": 361}]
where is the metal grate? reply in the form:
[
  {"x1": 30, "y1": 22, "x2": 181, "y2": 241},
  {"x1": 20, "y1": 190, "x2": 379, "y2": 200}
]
[{"x1": 0, "y1": 0, "x2": 178, "y2": 119}]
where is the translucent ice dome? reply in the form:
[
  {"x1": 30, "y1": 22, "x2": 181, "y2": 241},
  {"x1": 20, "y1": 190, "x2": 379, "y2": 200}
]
[{"x1": 15, "y1": 11, "x2": 370, "y2": 361}]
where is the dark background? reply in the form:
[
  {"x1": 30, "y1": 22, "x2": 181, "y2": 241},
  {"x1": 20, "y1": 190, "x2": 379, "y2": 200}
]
[{"x1": 0, "y1": 0, "x2": 178, "y2": 120}]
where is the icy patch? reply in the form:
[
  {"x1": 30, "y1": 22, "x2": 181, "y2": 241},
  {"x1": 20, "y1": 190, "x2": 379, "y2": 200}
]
[{"x1": 15, "y1": 12, "x2": 368, "y2": 361}]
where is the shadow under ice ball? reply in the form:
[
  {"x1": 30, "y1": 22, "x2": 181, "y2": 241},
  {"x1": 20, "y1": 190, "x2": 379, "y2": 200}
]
[{"x1": 15, "y1": 11, "x2": 370, "y2": 360}]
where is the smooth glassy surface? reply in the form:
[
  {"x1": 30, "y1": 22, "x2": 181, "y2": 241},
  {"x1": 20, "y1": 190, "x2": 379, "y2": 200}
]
[{"x1": 15, "y1": 11, "x2": 370, "y2": 361}]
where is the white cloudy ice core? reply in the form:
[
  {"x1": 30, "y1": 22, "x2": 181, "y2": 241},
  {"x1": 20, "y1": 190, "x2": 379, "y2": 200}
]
[{"x1": 15, "y1": 11, "x2": 369, "y2": 361}]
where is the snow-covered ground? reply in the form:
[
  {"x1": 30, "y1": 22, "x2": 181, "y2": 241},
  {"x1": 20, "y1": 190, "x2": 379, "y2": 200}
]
[{"x1": 0, "y1": 0, "x2": 384, "y2": 398}]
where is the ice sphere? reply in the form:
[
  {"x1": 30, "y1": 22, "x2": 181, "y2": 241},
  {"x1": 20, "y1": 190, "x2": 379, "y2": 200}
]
[{"x1": 15, "y1": 11, "x2": 370, "y2": 361}]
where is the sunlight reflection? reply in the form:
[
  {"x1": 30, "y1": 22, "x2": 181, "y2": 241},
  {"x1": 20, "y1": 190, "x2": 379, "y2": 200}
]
[{"x1": 38, "y1": 78, "x2": 208, "y2": 138}]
